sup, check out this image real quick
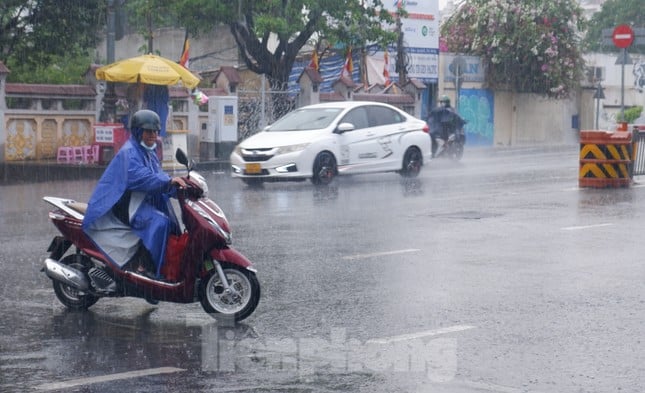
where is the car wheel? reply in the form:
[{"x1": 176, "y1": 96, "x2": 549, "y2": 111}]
[
  {"x1": 400, "y1": 147, "x2": 422, "y2": 177},
  {"x1": 311, "y1": 151, "x2": 337, "y2": 185}
]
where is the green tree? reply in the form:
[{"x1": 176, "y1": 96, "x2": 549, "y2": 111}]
[
  {"x1": 583, "y1": 0, "x2": 644, "y2": 54},
  {"x1": 441, "y1": 0, "x2": 586, "y2": 98},
  {"x1": 0, "y1": 0, "x2": 105, "y2": 83},
  {"x1": 169, "y1": 0, "x2": 398, "y2": 90},
  {"x1": 123, "y1": 0, "x2": 178, "y2": 54}
]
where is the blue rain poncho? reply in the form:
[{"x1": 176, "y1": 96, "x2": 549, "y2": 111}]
[{"x1": 82, "y1": 133, "x2": 179, "y2": 276}]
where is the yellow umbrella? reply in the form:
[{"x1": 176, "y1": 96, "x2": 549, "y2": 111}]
[{"x1": 96, "y1": 54, "x2": 200, "y2": 89}]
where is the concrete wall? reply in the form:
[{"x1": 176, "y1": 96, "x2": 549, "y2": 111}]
[
  {"x1": 493, "y1": 92, "x2": 580, "y2": 146},
  {"x1": 96, "y1": 25, "x2": 238, "y2": 74},
  {"x1": 584, "y1": 52, "x2": 645, "y2": 129}
]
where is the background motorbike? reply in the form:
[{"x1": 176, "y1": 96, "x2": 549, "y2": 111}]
[
  {"x1": 42, "y1": 149, "x2": 260, "y2": 322},
  {"x1": 434, "y1": 128, "x2": 465, "y2": 161},
  {"x1": 428, "y1": 107, "x2": 466, "y2": 162}
]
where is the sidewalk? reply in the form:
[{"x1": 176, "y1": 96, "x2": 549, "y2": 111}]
[
  {"x1": 1, "y1": 159, "x2": 230, "y2": 184},
  {"x1": 2, "y1": 144, "x2": 578, "y2": 184}
]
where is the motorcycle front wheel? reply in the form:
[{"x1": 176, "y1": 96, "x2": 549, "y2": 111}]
[
  {"x1": 52, "y1": 254, "x2": 99, "y2": 310},
  {"x1": 450, "y1": 143, "x2": 464, "y2": 161},
  {"x1": 199, "y1": 262, "x2": 260, "y2": 322}
]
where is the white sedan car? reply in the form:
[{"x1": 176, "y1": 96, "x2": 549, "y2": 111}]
[{"x1": 230, "y1": 101, "x2": 431, "y2": 185}]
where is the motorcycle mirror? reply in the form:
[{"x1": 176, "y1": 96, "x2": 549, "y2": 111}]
[
  {"x1": 175, "y1": 148, "x2": 188, "y2": 166},
  {"x1": 175, "y1": 148, "x2": 194, "y2": 172}
]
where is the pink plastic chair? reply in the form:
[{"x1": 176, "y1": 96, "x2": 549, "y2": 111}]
[
  {"x1": 83, "y1": 145, "x2": 99, "y2": 164},
  {"x1": 56, "y1": 147, "x2": 74, "y2": 163},
  {"x1": 72, "y1": 146, "x2": 84, "y2": 163}
]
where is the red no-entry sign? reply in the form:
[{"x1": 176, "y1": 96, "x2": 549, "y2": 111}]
[{"x1": 612, "y1": 24, "x2": 634, "y2": 49}]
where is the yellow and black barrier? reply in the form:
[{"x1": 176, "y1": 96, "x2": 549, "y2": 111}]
[{"x1": 579, "y1": 130, "x2": 633, "y2": 188}]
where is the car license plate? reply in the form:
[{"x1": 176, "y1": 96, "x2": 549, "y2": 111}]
[{"x1": 245, "y1": 163, "x2": 261, "y2": 174}]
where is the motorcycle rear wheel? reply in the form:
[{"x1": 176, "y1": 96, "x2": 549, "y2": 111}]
[
  {"x1": 52, "y1": 254, "x2": 99, "y2": 310},
  {"x1": 199, "y1": 262, "x2": 260, "y2": 322}
]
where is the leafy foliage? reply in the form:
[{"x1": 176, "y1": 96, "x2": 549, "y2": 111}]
[
  {"x1": 170, "y1": 0, "x2": 398, "y2": 89},
  {"x1": 123, "y1": 0, "x2": 178, "y2": 54},
  {"x1": 582, "y1": 0, "x2": 644, "y2": 54},
  {"x1": 8, "y1": 51, "x2": 94, "y2": 85},
  {"x1": 621, "y1": 106, "x2": 643, "y2": 124},
  {"x1": 441, "y1": 0, "x2": 586, "y2": 98},
  {"x1": 0, "y1": 0, "x2": 104, "y2": 83}
]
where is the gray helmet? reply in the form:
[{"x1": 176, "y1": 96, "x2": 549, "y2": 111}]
[{"x1": 130, "y1": 109, "x2": 161, "y2": 132}]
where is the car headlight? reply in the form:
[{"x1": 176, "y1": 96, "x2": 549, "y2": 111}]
[{"x1": 276, "y1": 143, "x2": 310, "y2": 155}]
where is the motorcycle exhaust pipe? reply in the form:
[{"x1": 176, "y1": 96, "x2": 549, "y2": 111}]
[{"x1": 43, "y1": 258, "x2": 89, "y2": 291}]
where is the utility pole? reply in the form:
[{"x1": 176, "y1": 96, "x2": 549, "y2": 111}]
[
  {"x1": 395, "y1": 15, "x2": 407, "y2": 86},
  {"x1": 102, "y1": 0, "x2": 117, "y2": 122},
  {"x1": 146, "y1": 10, "x2": 153, "y2": 54}
]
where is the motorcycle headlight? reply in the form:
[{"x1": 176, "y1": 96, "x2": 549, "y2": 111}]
[
  {"x1": 276, "y1": 143, "x2": 310, "y2": 155},
  {"x1": 190, "y1": 171, "x2": 208, "y2": 196}
]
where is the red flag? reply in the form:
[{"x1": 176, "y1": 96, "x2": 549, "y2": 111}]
[
  {"x1": 179, "y1": 37, "x2": 190, "y2": 69},
  {"x1": 308, "y1": 49, "x2": 319, "y2": 71},
  {"x1": 341, "y1": 48, "x2": 353, "y2": 79},
  {"x1": 383, "y1": 50, "x2": 391, "y2": 86}
]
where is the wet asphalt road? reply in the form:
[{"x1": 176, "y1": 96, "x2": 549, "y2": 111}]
[{"x1": 2, "y1": 145, "x2": 645, "y2": 392}]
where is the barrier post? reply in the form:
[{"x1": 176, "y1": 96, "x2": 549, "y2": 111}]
[{"x1": 579, "y1": 130, "x2": 633, "y2": 188}]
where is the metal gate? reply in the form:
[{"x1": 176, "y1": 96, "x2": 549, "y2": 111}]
[
  {"x1": 237, "y1": 77, "x2": 299, "y2": 141},
  {"x1": 633, "y1": 130, "x2": 645, "y2": 175}
]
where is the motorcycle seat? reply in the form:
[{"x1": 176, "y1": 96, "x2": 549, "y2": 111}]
[{"x1": 66, "y1": 201, "x2": 88, "y2": 215}]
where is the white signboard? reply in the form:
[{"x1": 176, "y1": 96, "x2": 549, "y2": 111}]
[
  {"x1": 383, "y1": 0, "x2": 440, "y2": 83},
  {"x1": 94, "y1": 126, "x2": 115, "y2": 143}
]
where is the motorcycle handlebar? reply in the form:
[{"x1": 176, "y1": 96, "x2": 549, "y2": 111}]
[{"x1": 176, "y1": 177, "x2": 204, "y2": 199}]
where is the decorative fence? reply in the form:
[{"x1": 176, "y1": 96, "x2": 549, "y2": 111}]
[{"x1": 237, "y1": 88, "x2": 298, "y2": 141}]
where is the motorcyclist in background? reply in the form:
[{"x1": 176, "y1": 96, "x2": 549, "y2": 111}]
[{"x1": 427, "y1": 95, "x2": 466, "y2": 158}]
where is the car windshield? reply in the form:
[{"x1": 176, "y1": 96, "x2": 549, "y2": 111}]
[{"x1": 267, "y1": 108, "x2": 342, "y2": 131}]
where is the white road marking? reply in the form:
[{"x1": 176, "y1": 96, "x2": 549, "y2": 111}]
[
  {"x1": 452, "y1": 379, "x2": 538, "y2": 393},
  {"x1": 342, "y1": 248, "x2": 421, "y2": 261},
  {"x1": 561, "y1": 223, "x2": 613, "y2": 231},
  {"x1": 34, "y1": 367, "x2": 185, "y2": 391},
  {"x1": 367, "y1": 325, "x2": 476, "y2": 344}
]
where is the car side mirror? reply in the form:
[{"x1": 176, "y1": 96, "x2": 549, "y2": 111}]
[{"x1": 335, "y1": 122, "x2": 355, "y2": 134}]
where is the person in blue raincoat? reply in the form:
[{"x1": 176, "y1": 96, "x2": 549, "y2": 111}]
[{"x1": 82, "y1": 109, "x2": 186, "y2": 278}]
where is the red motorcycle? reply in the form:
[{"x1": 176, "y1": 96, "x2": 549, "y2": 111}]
[{"x1": 42, "y1": 149, "x2": 260, "y2": 322}]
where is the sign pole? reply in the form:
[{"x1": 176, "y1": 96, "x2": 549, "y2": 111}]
[
  {"x1": 596, "y1": 89, "x2": 600, "y2": 129},
  {"x1": 620, "y1": 48, "x2": 625, "y2": 121},
  {"x1": 611, "y1": 24, "x2": 635, "y2": 123}
]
